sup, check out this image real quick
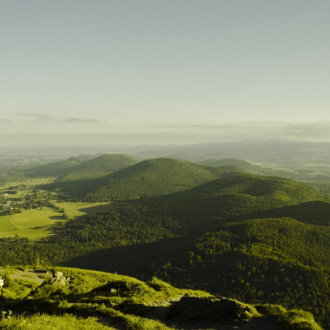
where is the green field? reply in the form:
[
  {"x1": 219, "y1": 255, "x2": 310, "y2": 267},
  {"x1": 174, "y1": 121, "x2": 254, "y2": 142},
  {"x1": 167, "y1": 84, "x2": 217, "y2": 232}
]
[
  {"x1": 1, "y1": 177, "x2": 54, "y2": 190},
  {"x1": 0, "y1": 202, "x2": 112, "y2": 240},
  {"x1": 0, "y1": 207, "x2": 65, "y2": 240}
]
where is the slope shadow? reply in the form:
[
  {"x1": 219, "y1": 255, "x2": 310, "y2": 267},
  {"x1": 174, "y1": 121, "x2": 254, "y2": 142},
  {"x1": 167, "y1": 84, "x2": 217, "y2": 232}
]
[
  {"x1": 62, "y1": 237, "x2": 195, "y2": 279},
  {"x1": 238, "y1": 200, "x2": 330, "y2": 225}
]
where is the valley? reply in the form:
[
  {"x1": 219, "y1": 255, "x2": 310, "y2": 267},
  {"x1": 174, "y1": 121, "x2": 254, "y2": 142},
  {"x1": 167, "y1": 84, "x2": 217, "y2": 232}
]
[{"x1": 0, "y1": 153, "x2": 329, "y2": 329}]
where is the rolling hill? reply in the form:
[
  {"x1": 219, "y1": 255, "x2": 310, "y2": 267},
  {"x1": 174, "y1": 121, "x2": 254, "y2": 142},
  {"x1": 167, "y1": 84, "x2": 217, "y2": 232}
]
[
  {"x1": 144, "y1": 173, "x2": 325, "y2": 219},
  {"x1": 83, "y1": 157, "x2": 241, "y2": 201},
  {"x1": 2, "y1": 166, "x2": 329, "y2": 327},
  {"x1": 57, "y1": 154, "x2": 137, "y2": 182},
  {"x1": 25, "y1": 155, "x2": 89, "y2": 177},
  {"x1": 25, "y1": 154, "x2": 137, "y2": 181},
  {"x1": 38, "y1": 173, "x2": 328, "y2": 327}
]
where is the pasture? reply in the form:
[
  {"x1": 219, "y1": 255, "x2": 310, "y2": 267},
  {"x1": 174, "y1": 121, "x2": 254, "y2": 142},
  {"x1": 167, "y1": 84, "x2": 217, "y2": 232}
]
[
  {"x1": 0, "y1": 202, "x2": 111, "y2": 240},
  {"x1": 0, "y1": 207, "x2": 65, "y2": 240}
]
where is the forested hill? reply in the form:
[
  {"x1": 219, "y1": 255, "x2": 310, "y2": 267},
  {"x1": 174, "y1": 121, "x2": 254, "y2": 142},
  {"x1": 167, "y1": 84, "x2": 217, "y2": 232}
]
[
  {"x1": 25, "y1": 154, "x2": 137, "y2": 180},
  {"x1": 142, "y1": 173, "x2": 324, "y2": 219},
  {"x1": 57, "y1": 154, "x2": 137, "y2": 182},
  {"x1": 1, "y1": 172, "x2": 329, "y2": 326},
  {"x1": 25, "y1": 155, "x2": 89, "y2": 177},
  {"x1": 83, "y1": 157, "x2": 241, "y2": 201}
]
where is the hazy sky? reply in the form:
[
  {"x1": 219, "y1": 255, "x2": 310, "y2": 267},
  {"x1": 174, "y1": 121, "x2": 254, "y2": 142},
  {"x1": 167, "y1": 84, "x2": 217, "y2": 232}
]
[{"x1": 1, "y1": 0, "x2": 330, "y2": 146}]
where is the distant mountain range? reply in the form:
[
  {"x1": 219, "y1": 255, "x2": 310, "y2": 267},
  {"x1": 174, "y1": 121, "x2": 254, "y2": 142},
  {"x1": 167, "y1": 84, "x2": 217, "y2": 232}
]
[{"x1": 25, "y1": 154, "x2": 137, "y2": 180}]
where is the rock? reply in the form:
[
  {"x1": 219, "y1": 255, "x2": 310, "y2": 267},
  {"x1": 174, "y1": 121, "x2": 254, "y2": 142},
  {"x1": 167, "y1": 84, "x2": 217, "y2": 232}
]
[
  {"x1": 169, "y1": 296, "x2": 257, "y2": 322},
  {"x1": 50, "y1": 271, "x2": 70, "y2": 286}
]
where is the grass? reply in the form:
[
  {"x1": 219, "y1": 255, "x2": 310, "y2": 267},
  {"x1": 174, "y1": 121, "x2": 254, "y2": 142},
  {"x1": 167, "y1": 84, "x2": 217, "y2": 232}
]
[
  {"x1": 0, "y1": 266, "x2": 323, "y2": 330},
  {"x1": 255, "y1": 305, "x2": 323, "y2": 330},
  {"x1": 0, "y1": 314, "x2": 115, "y2": 330},
  {"x1": 1, "y1": 178, "x2": 54, "y2": 189},
  {"x1": 0, "y1": 201, "x2": 112, "y2": 240},
  {"x1": 0, "y1": 207, "x2": 65, "y2": 240}
]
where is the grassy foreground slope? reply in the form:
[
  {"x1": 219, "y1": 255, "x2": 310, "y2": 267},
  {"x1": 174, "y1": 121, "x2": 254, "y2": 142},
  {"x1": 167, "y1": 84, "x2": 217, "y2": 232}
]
[{"x1": 0, "y1": 266, "x2": 322, "y2": 330}]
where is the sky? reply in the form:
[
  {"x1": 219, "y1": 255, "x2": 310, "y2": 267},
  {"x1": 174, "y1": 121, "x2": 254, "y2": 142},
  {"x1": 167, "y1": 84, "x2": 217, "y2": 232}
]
[{"x1": 1, "y1": 0, "x2": 330, "y2": 147}]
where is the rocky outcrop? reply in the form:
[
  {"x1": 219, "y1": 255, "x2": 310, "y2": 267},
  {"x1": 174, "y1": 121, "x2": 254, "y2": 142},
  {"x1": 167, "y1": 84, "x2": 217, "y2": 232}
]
[
  {"x1": 50, "y1": 271, "x2": 71, "y2": 286},
  {"x1": 169, "y1": 296, "x2": 259, "y2": 322}
]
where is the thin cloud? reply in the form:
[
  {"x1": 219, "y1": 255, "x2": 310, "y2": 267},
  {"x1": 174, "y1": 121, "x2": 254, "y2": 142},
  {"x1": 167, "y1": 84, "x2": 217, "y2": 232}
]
[
  {"x1": 157, "y1": 122, "x2": 287, "y2": 130},
  {"x1": 18, "y1": 113, "x2": 99, "y2": 123},
  {"x1": 64, "y1": 117, "x2": 99, "y2": 123},
  {"x1": 19, "y1": 113, "x2": 55, "y2": 121}
]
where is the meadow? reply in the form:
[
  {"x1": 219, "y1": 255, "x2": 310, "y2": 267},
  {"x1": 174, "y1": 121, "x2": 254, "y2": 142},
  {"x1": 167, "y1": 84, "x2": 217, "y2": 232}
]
[
  {"x1": 0, "y1": 207, "x2": 65, "y2": 240},
  {"x1": 0, "y1": 198, "x2": 111, "y2": 240}
]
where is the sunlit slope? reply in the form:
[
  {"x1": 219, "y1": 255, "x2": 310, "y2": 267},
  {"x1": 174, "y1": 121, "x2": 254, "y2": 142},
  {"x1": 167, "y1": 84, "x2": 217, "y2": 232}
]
[{"x1": 84, "y1": 158, "x2": 241, "y2": 201}]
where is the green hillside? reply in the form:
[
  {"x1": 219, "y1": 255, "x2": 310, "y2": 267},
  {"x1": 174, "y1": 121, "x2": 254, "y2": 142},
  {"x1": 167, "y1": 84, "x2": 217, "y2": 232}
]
[
  {"x1": 24, "y1": 155, "x2": 93, "y2": 178},
  {"x1": 25, "y1": 154, "x2": 137, "y2": 181},
  {"x1": 58, "y1": 154, "x2": 137, "y2": 182},
  {"x1": 0, "y1": 266, "x2": 322, "y2": 330},
  {"x1": 83, "y1": 158, "x2": 241, "y2": 201},
  {"x1": 148, "y1": 174, "x2": 324, "y2": 219}
]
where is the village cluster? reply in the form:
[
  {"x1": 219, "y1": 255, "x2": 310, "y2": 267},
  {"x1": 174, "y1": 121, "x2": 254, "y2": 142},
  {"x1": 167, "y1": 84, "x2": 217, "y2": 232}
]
[{"x1": 0, "y1": 189, "x2": 48, "y2": 216}]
